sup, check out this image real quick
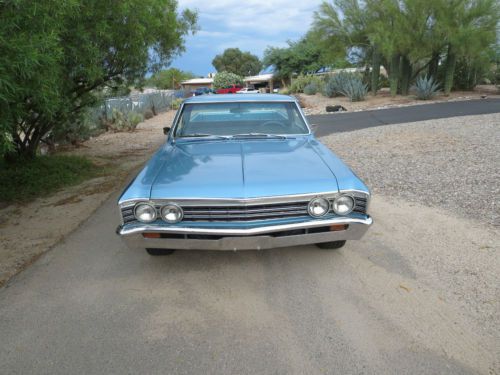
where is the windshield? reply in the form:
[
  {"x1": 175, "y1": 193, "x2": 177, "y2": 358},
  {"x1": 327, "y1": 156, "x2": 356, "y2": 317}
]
[{"x1": 174, "y1": 102, "x2": 310, "y2": 137}]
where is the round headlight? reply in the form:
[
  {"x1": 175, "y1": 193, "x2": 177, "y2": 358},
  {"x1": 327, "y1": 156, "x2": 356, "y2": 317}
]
[
  {"x1": 134, "y1": 203, "x2": 157, "y2": 223},
  {"x1": 332, "y1": 195, "x2": 354, "y2": 215},
  {"x1": 161, "y1": 204, "x2": 183, "y2": 223},
  {"x1": 308, "y1": 197, "x2": 330, "y2": 217}
]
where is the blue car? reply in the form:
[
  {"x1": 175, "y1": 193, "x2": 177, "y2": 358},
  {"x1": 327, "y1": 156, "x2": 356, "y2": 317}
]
[{"x1": 117, "y1": 94, "x2": 372, "y2": 255}]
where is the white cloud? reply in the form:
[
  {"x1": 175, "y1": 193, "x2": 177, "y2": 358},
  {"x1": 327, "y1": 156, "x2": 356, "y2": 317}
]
[
  {"x1": 178, "y1": 0, "x2": 322, "y2": 37},
  {"x1": 172, "y1": 0, "x2": 324, "y2": 74}
]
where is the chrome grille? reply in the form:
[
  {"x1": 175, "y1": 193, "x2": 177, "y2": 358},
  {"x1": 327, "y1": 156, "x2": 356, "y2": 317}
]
[
  {"x1": 182, "y1": 201, "x2": 310, "y2": 222},
  {"x1": 121, "y1": 206, "x2": 136, "y2": 224},
  {"x1": 120, "y1": 195, "x2": 369, "y2": 224},
  {"x1": 352, "y1": 196, "x2": 368, "y2": 214}
]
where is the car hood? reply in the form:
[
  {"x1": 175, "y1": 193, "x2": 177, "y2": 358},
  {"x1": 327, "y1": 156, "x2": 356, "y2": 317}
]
[{"x1": 149, "y1": 137, "x2": 339, "y2": 199}]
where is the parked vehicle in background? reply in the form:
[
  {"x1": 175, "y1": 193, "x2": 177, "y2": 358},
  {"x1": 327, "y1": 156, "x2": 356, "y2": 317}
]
[
  {"x1": 216, "y1": 84, "x2": 242, "y2": 94},
  {"x1": 192, "y1": 87, "x2": 215, "y2": 96},
  {"x1": 117, "y1": 94, "x2": 372, "y2": 255},
  {"x1": 236, "y1": 87, "x2": 260, "y2": 94}
]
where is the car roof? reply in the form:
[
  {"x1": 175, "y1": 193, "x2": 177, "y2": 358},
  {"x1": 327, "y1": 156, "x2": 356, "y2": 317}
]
[{"x1": 183, "y1": 94, "x2": 297, "y2": 104}]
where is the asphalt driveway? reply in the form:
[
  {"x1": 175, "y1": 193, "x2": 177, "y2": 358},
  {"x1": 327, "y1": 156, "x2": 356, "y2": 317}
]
[{"x1": 309, "y1": 98, "x2": 500, "y2": 136}]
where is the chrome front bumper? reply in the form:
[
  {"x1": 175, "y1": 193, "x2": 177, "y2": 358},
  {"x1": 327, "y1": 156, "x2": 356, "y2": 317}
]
[{"x1": 117, "y1": 216, "x2": 372, "y2": 251}]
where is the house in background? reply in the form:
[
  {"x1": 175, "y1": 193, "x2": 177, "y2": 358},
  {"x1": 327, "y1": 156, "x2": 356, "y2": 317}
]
[
  {"x1": 180, "y1": 77, "x2": 214, "y2": 91},
  {"x1": 180, "y1": 67, "x2": 279, "y2": 93}
]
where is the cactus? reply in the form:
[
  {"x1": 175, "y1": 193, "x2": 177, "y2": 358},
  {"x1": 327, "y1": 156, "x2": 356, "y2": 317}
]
[{"x1": 413, "y1": 75, "x2": 440, "y2": 100}]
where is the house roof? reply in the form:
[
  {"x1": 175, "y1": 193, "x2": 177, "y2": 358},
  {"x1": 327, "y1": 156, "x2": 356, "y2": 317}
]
[
  {"x1": 244, "y1": 73, "x2": 274, "y2": 83},
  {"x1": 180, "y1": 78, "x2": 214, "y2": 85}
]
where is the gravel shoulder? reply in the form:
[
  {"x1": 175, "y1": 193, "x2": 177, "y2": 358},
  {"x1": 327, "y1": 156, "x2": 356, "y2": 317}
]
[
  {"x1": 321, "y1": 113, "x2": 500, "y2": 354},
  {"x1": 321, "y1": 113, "x2": 500, "y2": 227}
]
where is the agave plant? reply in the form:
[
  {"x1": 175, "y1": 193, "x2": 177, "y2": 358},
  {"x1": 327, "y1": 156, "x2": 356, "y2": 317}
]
[
  {"x1": 413, "y1": 75, "x2": 440, "y2": 100},
  {"x1": 324, "y1": 71, "x2": 352, "y2": 98},
  {"x1": 340, "y1": 76, "x2": 368, "y2": 102}
]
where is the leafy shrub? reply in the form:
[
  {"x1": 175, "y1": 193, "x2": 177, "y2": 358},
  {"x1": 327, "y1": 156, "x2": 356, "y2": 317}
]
[
  {"x1": 49, "y1": 108, "x2": 104, "y2": 146},
  {"x1": 144, "y1": 109, "x2": 154, "y2": 119},
  {"x1": 213, "y1": 71, "x2": 244, "y2": 89},
  {"x1": 127, "y1": 112, "x2": 144, "y2": 129},
  {"x1": 453, "y1": 56, "x2": 490, "y2": 90},
  {"x1": 413, "y1": 75, "x2": 440, "y2": 100},
  {"x1": 303, "y1": 83, "x2": 319, "y2": 95},
  {"x1": 172, "y1": 98, "x2": 183, "y2": 110},
  {"x1": 290, "y1": 74, "x2": 324, "y2": 93}
]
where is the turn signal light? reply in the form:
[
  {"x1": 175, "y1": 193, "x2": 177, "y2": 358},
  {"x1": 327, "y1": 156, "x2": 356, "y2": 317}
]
[
  {"x1": 330, "y1": 224, "x2": 348, "y2": 231},
  {"x1": 143, "y1": 233, "x2": 161, "y2": 238}
]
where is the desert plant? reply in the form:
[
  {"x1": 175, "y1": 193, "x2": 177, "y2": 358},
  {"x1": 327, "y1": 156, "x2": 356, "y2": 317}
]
[
  {"x1": 172, "y1": 98, "x2": 183, "y2": 110},
  {"x1": 413, "y1": 75, "x2": 440, "y2": 100},
  {"x1": 303, "y1": 83, "x2": 319, "y2": 95},
  {"x1": 107, "y1": 109, "x2": 142, "y2": 132},
  {"x1": 290, "y1": 74, "x2": 324, "y2": 93},
  {"x1": 144, "y1": 109, "x2": 154, "y2": 119},
  {"x1": 127, "y1": 112, "x2": 144, "y2": 130},
  {"x1": 340, "y1": 76, "x2": 368, "y2": 101},
  {"x1": 324, "y1": 72, "x2": 351, "y2": 97}
]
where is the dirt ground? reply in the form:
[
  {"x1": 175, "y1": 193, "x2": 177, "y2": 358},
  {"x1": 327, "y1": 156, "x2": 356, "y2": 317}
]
[
  {"x1": 298, "y1": 85, "x2": 500, "y2": 115},
  {"x1": 0, "y1": 110, "x2": 175, "y2": 287}
]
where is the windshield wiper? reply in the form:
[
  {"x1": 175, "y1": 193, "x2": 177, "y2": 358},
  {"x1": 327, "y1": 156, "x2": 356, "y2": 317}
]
[
  {"x1": 179, "y1": 134, "x2": 229, "y2": 139},
  {"x1": 231, "y1": 133, "x2": 287, "y2": 139}
]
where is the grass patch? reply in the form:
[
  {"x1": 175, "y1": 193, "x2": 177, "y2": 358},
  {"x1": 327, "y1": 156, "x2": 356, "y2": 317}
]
[{"x1": 0, "y1": 155, "x2": 101, "y2": 203}]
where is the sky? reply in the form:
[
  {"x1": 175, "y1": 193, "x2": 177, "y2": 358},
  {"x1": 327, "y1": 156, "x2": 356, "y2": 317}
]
[{"x1": 170, "y1": 0, "x2": 324, "y2": 76}]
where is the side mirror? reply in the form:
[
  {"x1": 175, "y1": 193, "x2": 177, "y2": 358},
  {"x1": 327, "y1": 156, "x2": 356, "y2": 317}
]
[
  {"x1": 163, "y1": 126, "x2": 171, "y2": 135},
  {"x1": 310, "y1": 124, "x2": 318, "y2": 133}
]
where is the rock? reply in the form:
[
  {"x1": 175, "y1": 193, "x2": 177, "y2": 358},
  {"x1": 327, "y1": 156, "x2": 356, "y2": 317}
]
[{"x1": 326, "y1": 105, "x2": 347, "y2": 112}]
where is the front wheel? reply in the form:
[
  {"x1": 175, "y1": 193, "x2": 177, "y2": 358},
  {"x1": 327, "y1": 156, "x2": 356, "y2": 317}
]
[
  {"x1": 146, "y1": 248, "x2": 176, "y2": 256},
  {"x1": 316, "y1": 241, "x2": 346, "y2": 250}
]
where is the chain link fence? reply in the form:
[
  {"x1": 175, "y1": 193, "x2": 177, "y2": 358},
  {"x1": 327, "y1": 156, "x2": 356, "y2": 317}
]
[{"x1": 91, "y1": 89, "x2": 176, "y2": 120}]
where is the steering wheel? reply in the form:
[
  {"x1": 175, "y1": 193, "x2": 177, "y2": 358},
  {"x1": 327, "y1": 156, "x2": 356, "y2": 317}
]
[{"x1": 257, "y1": 120, "x2": 288, "y2": 132}]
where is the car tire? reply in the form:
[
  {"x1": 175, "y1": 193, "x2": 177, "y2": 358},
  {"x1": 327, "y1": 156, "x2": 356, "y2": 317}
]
[
  {"x1": 146, "y1": 248, "x2": 176, "y2": 256},
  {"x1": 315, "y1": 240, "x2": 346, "y2": 250}
]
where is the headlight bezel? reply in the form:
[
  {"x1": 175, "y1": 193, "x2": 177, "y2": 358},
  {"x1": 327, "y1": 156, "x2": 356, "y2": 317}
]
[
  {"x1": 308, "y1": 197, "x2": 330, "y2": 218},
  {"x1": 161, "y1": 203, "x2": 184, "y2": 223},
  {"x1": 133, "y1": 202, "x2": 158, "y2": 223},
  {"x1": 332, "y1": 194, "x2": 355, "y2": 215}
]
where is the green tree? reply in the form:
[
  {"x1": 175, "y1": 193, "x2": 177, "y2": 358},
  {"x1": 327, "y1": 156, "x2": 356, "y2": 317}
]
[
  {"x1": 212, "y1": 48, "x2": 262, "y2": 77},
  {"x1": 433, "y1": 0, "x2": 499, "y2": 95},
  {"x1": 312, "y1": 1, "x2": 375, "y2": 92},
  {"x1": 263, "y1": 32, "x2": 342, "y2": 85},
  {"x1": 313, "y1": 0, "x2": 499, "y2": 97},
  {"x1": 0, "y1": 0, "x2": 197, "y2": 159},
  {"x1": 147, "y1": 68, "x2": 195, "y2": 89},
  {"x1": 213, "y1": 72, "x2": 244, "y2": 89}
]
